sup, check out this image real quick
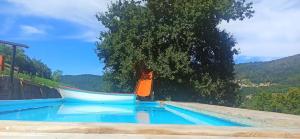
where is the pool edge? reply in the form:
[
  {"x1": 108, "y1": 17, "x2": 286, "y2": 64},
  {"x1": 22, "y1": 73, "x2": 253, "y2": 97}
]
[
  {"x1": 165, "y1": 101, "x2": 300, "y2": 128},
  {"x1": 0, "y1": 120, "x2": 299, "y2": 138}
]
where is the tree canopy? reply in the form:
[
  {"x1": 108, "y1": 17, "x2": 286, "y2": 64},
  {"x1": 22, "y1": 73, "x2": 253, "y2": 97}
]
[
  {"x1": 97, "y1": 0, "x2": 254, "y2": 106},
  {"x1": 52, "y1": 70, "x2": 63, "y2": 82}
]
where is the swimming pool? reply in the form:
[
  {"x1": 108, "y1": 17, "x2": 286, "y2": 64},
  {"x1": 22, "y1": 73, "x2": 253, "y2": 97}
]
[{"x1": 0, "y1": 99, "x2": 244, "y2": 126}]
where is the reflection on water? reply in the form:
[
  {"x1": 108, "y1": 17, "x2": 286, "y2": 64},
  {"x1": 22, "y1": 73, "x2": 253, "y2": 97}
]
[
  {"x1": 0, "y1": 102, "x2": 193, "y2": 124},
  {"x1": 57, "y1": 103, "x2": 134, "y2": 114},
  {"x1": 136, "y1": 111, "x2": 150, "y2": 124},
  {"x1": 0, "y1": 102, "x2": 244, "y2": 126}
]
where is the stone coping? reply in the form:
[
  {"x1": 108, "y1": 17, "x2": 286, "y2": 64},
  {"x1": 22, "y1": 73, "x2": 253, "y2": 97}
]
[
  {"x1": 165, "y1": 101, "x2": 300, "y2": 128},
  {"x1": 0, "y1": 132, "x2": 297, "y2": 139},
  {"x1": 0, "y1": 121, "x2": 300, "y2": 138},
  {"x1": 3, "y1": 132, "x2": 298, "y2": 139}
]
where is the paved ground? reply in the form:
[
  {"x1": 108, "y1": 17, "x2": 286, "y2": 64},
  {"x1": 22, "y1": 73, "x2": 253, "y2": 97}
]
[
  {"x1": 0, "y1": 121, "x2": 299, "y2": 138},
  {"x1": 167, "y1": 101, "x2": 300, "y2": 128},
  {"x1": 0, "y1": 132, "x2": 291, "y2": 139}
]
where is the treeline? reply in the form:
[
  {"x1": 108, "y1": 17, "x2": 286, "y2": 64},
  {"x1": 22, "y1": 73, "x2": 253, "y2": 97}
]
[
  {"x1": 240, "y1": 88, "x2": 300, "y2": 115},
  {"x1": 0, "y1": 44, "x2": 53, "y2": 79},
  {"x1": 60, "y1": 74, "x2": 106, "y2": 92}
]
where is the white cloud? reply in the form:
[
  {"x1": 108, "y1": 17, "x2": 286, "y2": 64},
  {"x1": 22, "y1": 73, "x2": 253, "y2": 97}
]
[
  {"x1": 20, "y1": 25, "x2": 45, "y2": 35},
  {"x1": 62, "y1": 31, "x2": 98, "y2": 42},
  {"x1": 7, "y1": 0, "x2": 112, "y2": 27},
  {"x1": 220, "y1": 0, "x2": 300, "y2": 57},
  {"x1": 3, "y1": 0, "x2": 300, "y2": 56},
  {"x1": 5, "y1": 0, "x2": 115, "y2": 42}
]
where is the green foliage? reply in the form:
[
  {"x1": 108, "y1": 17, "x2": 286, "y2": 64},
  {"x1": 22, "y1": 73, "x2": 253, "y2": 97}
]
[
  {"x1": 235, "y1": 54, "x2": 300, "y2": 85},
  {"x1": 241, "y1": 88, "x2": 300, "y2": 115},
  {"x1": 0, "y1": 44, "x2": 60, "y2": 88},
  {"x1": 52, "y1": 70, "x2": 63, "y2": 82},
  {"x1": 97, "y1": 0, "x2": 253, "y2": 105},
  {"x1": 0, "y1": 70, "x2": 59, "y2": 88},
  {"x1": 31, "y1": 59, "x2": 52, "y2": 79},
  {"x1": 236, "y1": 55, "x2": 300, "y2": 115},
  {"x1": 0, "y1": 44, "x2": 52, "y2": 79}
]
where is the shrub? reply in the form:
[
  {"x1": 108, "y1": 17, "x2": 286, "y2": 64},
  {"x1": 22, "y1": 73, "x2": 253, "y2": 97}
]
[{"x1": 241, "y1": 88, "x2": 300, "y2": 115}]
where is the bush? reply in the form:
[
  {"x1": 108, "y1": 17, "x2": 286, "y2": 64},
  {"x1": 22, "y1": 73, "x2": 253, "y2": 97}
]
[
  {"x1": 0, "y1": 70, "x2": 59, "y2": 88},
  {"x1": 240, "y1": 88, "x2": 300, "y2": 115}
]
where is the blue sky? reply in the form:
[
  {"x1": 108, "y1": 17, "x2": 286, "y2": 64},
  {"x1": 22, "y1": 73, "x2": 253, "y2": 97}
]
[{"x1": 0, "y1": 0, "x2": 300, "y2": 75}]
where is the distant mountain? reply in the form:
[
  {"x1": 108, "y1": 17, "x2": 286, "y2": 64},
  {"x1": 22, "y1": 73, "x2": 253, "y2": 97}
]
[
  {"x1": 235, "y1": 54, "x2": 300, "y2": 86},
  {"x1": 60, "y1": 74, "x2": 105, "y2": 92},
  {"x1": 60, "y1": 54, "x2": 300, "y2": 92},
  {"x1": 234, "y1": 55, "x2": 279, "y2": 64}
]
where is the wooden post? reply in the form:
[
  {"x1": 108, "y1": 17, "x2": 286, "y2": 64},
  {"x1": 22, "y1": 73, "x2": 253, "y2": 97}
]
[
  {"x1": 10, "y1": 45, "x2": 17, "y2": 83},
  {"x1": 0, "y1": 40, "x2": 29, "y2": 100}
]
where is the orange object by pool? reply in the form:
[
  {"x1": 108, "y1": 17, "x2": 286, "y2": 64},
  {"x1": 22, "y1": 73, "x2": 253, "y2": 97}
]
[
  {"x1": 135, "y1": 71, "x2": 153, "y2": 97},
  {"x1": 0, "y1": 55, "x2": 4, "y2": 71}
]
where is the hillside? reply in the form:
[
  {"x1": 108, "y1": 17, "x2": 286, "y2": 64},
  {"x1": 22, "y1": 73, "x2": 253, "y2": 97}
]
[
  {"x1": 235, "y1": 54, "x2": 300, "y2": 86},
  {"x1": 60, "y1": 74, "x2": 105, "y2": 92},
  {"x1": 60, "y1": 54, "x2": 300, "y2": 92},
  {"x1": 235, "y1": 54, "x2": 300, "y2": 115}
]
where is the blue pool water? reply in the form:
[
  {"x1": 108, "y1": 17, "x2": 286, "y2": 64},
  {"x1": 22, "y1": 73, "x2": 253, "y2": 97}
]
[{"x1": 0, "y1": 99, "x2": 244, "y2": 126}]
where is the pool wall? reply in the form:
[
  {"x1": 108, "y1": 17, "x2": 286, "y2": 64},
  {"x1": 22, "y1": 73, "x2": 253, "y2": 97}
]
[{"x1": 165, "y1": 104, "x2": 245, "y2": 126}]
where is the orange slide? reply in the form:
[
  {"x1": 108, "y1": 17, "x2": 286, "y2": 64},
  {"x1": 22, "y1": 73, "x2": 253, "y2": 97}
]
[
  {"x1": 135, "y1": 70, "x2": 153, "y2": 97},
  {"x1": 0, "y1": 55, "x2": 4, "y2": 71}
]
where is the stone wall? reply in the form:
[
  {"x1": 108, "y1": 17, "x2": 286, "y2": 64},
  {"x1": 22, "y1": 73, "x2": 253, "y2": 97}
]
[{"x1": 0, "y1": 76, "x2": 61, "y2": 100}]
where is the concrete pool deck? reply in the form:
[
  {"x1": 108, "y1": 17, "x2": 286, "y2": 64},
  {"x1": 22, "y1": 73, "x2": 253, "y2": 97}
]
[
  {"x1": 166, "y1": 102, "x2": 300, "y2": 128},
  {"x1": 0, "y1": 101, "x2": 300, "y2": 138}
]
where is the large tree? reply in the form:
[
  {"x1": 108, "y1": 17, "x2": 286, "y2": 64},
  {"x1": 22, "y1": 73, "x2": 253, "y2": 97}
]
[{"x1": 97, "y1": 0, "x2": 254, "y2": 106}]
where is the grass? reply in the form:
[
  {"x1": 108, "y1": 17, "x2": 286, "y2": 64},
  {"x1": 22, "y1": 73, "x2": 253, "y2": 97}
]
[{"x1": 0, "y1": 70, "x2": 59, "y2": 88}]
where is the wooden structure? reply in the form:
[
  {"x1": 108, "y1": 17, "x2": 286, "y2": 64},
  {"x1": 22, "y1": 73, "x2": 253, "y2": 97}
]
[{"x1": 0, "y1": 40, "x2": 29, "y2": 82}]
